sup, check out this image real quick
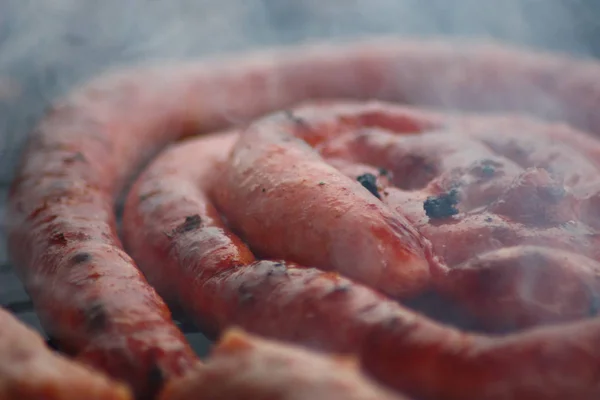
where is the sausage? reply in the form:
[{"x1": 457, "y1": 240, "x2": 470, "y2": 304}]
[
  {"x1": 311, "y1": 102, "x2": 600, "y2": 328},
  {"x1": 9, "y1": 38, "x2": 600, "y2": 398},
  {"x1": 6, "y1": 83, "x2": 202, "y2": 398},
  {"x1": 123, "y1": 102, "x2": 600, "y2": 400},
  {"x1": 212, "y1": 106, "x2": 438, "y2": 298},
  {"x1": 218, "y1": 101, "x2": 600, "y2": 328},
  {"x1": 122, "y1": 130, "x2": 255, "y2": 329},
  {"x1": 0, "y1": 307, "x2": 132, "y2": 400},
  {"x1": 158, "y1": 328, "x2": 408, "y2": 400}
]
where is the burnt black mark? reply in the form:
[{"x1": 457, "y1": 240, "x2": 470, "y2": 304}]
[
  {"x1": 424, "y1": 189, "x2": 460, "y2": 220},
  {"x1": 139, "y1": 193, "x2": 152, "y2": 202},
  {"x1": 480, "y1": 161, "x2": 496, "y2": 178},
  {"x1": 378, "y1": 167, "x2": 390, "y2": 177},
  {"x1": 84, "y1": 303, "x2": 108, "y2": 332},
  {"x1": 168, "y1": 215, "x2": 202, "y2": 237},
  {"x1": 70, "y1": 252, "x2": 92, "y2": 265},
  {"x1": 357, "y1": 173, "x2": 381, "y2": 199},
  {"x1": 139, "y1": 190, "x2": 161, "y2": 203},
  {"x1": 471, "y1": 159, "x2": 503, "y2": 179},
  {"x1": 49, "y1": 232, "x2": 67, "y2": 246}
]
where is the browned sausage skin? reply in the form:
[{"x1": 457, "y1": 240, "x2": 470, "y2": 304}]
[
  {"x1": 159, "y1": 328, "x2": 409, "y2": 400},
  {"x1": 123, "y1": 100, "x2": 600, "y2": 400},
  {"x1": 0, "y1": 307, "x2": 132, "y2": 400},
  {"x1": 9, "y1": 38, "x2": 600, "y2": 398}
]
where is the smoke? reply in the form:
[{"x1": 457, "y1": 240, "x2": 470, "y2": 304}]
[
  {"x1": 0, "y1": 0, "x2": 598, "y2": 353},
  {"x1": 0, "y1": 0, "x2": 595, "y2": 183},
  {"x1": 0, "y1": 1, "x2": 595, "y2": 177}
]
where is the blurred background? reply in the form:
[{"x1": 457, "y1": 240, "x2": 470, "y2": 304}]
[{"x1": 0, "y1": 0, "x2": 599, "y2": 355}]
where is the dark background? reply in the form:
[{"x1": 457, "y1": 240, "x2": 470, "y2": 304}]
[{"x1": 0, "y1": 0, "x2": 599, "y2": 356}]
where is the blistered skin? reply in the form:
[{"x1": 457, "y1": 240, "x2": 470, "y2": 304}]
[
  {"x1": 317, "y1": 106, "x2": 600, "y2": 328},
  {"x1": 0, "y1": 307, "x2": 132, "y2": 400},
  {"x1": 159, "y1": 329, "x2": 407, "y2": 400},
  {"x1": 124, "y1": 102, "x2": 600, "y2": 400},
  {"x1": 123, "y1": 132, "x2": 256, "y2": 335},
  {"x1": 10, "y1": 38, "x2": 600, "y2": 398},
  {"x1": 260, "y1": 102, "x2": 600, "y2": 329},
  {"x1": 213, "y1": 113, "x2": 436, "y2": 298}
]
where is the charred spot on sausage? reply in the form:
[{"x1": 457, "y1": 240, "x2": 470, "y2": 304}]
[
  {"x1": 71, "y1": 252, "x2": 92, "y2": 265},
  {"x1": 378, "y1": 167, "x2": 390, "y2": 177},
  {"x1": 480, "y1": 164, "x2": 495, "y2": 177},
  {"x1": 473, "y1": 159, "x2": 501, "y2": 179},
  {"x1": 424, "y1": 189, "x2": 460, "y2": 220},
  {"x1": 357, "y1": 173, "x2": 381, "y2": 199},
  {"x1": 139, "y1": 190, "x2": 161, "y2": 203},
  {"x1": 169, "y1": 215, "x2": 202, "y2": 237},
  {"x1": 49, "y1": 232, "x2": 67, "y2": 246}
]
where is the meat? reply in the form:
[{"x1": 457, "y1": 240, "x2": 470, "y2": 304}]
[
  {"x1": 212, "y1": 109, "x2": 436, "y2": 299},
  {"x1": 6, "y1": 89, "x2": 201, "y2": 398},
  {"x1": 9, "y1": 38, "x2": 600, "y2": 399},
  {"x1": 158, "y1": 329, "x2": 407, "y2": 400},
  {"x1": 0, "y1": 307, "x2": 132, "y2": 400},
  {"x1": 122, "y1": 101, "x2": 600, "y2": 400},
  {"x1": 438, "y1": 246, "x2": 600, "y2": 329}
]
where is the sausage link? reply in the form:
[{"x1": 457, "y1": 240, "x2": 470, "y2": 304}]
[
  {"x1": 0, "y1": 307, "x2": 132, "y2": 400},
  {"x1": 10, "y1": 38, "x2": 600, "y2": 398},
  {"x1": 158, "y1": 328, "x2": 408, "y2": 400}
]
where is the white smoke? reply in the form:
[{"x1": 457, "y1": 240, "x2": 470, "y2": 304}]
[
  {"x1": 0, "y1": 0, "x2": 596, "y2": 351},
  {"x1": 0, "y1": 0, "x2": 594, "y2": 183}
]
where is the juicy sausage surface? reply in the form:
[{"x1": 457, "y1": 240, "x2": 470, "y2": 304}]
[{"x1": 10, "y1": 38, "x2": 600, "y2": 399}]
